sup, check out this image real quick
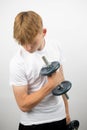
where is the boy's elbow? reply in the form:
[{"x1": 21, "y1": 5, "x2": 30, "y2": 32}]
[{"x1": 19, "y1": 104, "x2": 30, "y2": 112}]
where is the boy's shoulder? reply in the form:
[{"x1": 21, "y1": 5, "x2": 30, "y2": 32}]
[{"x1": 10, "y1": 48, "x2": 24, "y2": 69}]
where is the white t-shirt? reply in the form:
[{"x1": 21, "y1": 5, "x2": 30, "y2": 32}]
[{"x1": 9, "y1": 39, "x2": 66, "y2": 125}]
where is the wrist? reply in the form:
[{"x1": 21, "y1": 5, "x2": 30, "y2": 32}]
[{"x1": 66, "y1": 113, "x2": 70, "y2": 117}]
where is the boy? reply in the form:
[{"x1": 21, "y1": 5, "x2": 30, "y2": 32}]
[{"x1": 9, "y1": 10, "x2": 70, "y2": 130}]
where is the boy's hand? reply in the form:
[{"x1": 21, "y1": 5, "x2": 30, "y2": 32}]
[
  {"x1": 47, "y1": 68, "x2": 64, "y2": 89},
  {"x1": 66, "y1": 114, "x2": 71, "y2": 124}
]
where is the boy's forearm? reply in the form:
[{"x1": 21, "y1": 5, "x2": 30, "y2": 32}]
[{"x1": 62, "y1": 94, "x2": 70, "y2": 115}]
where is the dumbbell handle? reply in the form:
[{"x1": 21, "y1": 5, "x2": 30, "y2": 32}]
[
  {"x1": 42, "y1": 56, "x2": 50, "y2": 66},
  {"x1": 42, "y1": 56, "x2": 69, "y2": 99},
  {"x1": 64, "y1": 93, "x2": 69, "y2": 99}
]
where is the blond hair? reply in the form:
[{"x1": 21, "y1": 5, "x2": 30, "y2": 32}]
[{"x1": 13, "y1": 11, "x2": 43, "y2": 45}]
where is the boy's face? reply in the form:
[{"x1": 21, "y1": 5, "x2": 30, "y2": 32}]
[{"x1": 23, "y1": 28, "x2": 47, "y2": 53}]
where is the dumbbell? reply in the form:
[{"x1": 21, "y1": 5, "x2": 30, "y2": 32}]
[
  {"x1": 67, "y1": 120, "x2": 80, "y2": 130},
  {"x1": 40, "y1": 56, "x2": 72, "y2": 99}
]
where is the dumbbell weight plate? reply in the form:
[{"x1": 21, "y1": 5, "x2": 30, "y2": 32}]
[
  {"x1": 40, "y1": 61, "x2": 60, "y2": 76},
  {"x1": 67, "y1": 120, "x2": 80, "y2": 130},
  {"x1": 52, "y1": 81, "x2": 72, "y2": 96}
]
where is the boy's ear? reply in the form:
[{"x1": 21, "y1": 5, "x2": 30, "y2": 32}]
[{"x1": 43, "y1": 28, "x2": 47, "y2": 36}]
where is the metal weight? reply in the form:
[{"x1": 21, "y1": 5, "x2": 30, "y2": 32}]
[
  {"x1": 41, "y1": 56, "x2": 72, "y2": 99},
  {"x1": 52, "y1": 81, "x2": 72, "y2": 98},
  {"x1": 40, "y1": 61, "x2": 60, "y2": 76},
  {"x1": 67, "y1": 120, "x2": 80, "y2": 130}
]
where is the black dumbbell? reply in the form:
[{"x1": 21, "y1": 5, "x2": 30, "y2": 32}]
[
  {"x1": 40, "y1": 56, "x2": 72, "y2": 99},
  {"x1": 67, "y1": 120, "x2": 80, "y2": 130}
]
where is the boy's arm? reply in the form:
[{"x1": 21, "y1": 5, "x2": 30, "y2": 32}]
[
  {"x1": 60, "y1": 65, "x2": 71, "y2": 124},
  {"x1": 12, "y1": 68, "x2": 64, "y2": 112},
  {"x1": 62, "y1": 95, "x2": 71, "y2": 124}
]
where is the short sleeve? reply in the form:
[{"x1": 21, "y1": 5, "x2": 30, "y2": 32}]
[{"x1": 9, "y1": 59, "x2": 28, "y2": 87}]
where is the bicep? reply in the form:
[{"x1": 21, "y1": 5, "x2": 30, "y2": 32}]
[{"x1": 12, "y1": 85, "x2": 28, "y2": 109}]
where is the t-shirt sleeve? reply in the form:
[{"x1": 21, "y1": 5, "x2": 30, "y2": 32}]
[{"x1": 9, "y1": 59, "x2": 28, "y2": 87}]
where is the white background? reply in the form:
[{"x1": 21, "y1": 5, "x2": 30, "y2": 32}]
[{"x1": 0, "y1": 0, "x2": 87, "y2": 130}]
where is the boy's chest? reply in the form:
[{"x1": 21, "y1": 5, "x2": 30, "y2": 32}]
[{"x1": 23, "y1": 48, "x2": 60, "y2": 84}]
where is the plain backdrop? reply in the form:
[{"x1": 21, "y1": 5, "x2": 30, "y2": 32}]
[{"x1": 0, "y1": 0, "x2": 87, "y2": 130}]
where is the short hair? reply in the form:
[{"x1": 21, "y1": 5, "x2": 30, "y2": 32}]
[{"x1": 13, "y1": 11, "x2": 43, "y2": 45}]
